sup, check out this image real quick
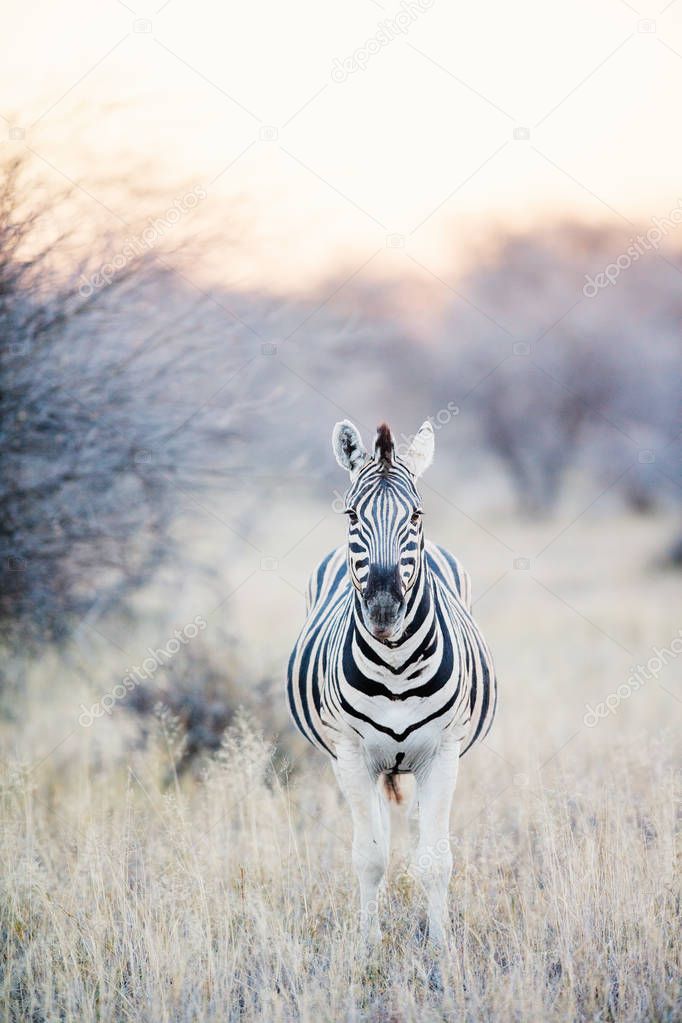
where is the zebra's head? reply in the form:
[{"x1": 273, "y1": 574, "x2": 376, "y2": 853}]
[{"x1": 332, "y1": 419, "x2": 435, "y2": 641}]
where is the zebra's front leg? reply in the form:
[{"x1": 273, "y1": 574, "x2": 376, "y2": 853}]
[
  {"x1": 332, "y1": 741, "x2": 389, "y2": 946},
  {"x1": 413, "y1": 736, "x2": 461, "y2": 947}
]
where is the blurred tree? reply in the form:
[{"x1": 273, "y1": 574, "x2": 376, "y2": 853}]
[
  {"x1": 0, "y1": 155, "x2": 238, "y2": 654},
  {"x1": 440, "y1": 224, "x2": 682, "y2": 519}
]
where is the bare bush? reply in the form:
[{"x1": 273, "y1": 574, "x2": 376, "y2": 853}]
[
  {"x1": 0, "y1": 156, "x2": 237, "y2": 654},
  {"x1": 124, "y1": 645, "x2": 270, "y2": 781}
]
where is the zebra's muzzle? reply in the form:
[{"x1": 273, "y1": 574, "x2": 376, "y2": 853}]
[{"x1": 362, "y1": 564, "x2": 405, "y2": 640}]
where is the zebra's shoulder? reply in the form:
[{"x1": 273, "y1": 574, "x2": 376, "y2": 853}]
[
  {"x1": 425, "y1": 540, "x2": 472, "y2": 610},
  {"x1": 305, "y1": 545, "x2": 348, "y2": 614}
]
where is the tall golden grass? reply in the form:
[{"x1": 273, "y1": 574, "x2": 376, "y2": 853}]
[{"x1": 1, "y1": 508, "x2": 680, "y2": 1021}]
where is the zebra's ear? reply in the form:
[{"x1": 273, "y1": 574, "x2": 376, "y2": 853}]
[
  {"x1": 332, "y1": 420, "x2": 368, "y2": 476},
  {"x1": 402, "y1": 421, "x2": 434, "y2": 477}
]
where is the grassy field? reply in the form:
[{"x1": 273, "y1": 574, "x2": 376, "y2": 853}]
[{"x1": 1, "y1": 504, "x2": 680, "y2": 1021}]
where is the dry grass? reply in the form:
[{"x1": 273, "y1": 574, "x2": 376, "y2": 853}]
[{"x1": 1, "y1": 507, "x2": 680, "y2": 1022}]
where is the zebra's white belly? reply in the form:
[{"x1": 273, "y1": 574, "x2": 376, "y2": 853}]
[
  {"x1": 362, "y1": 713, "x2": 468, "y2": 775},
  {"x1": 328, "y1": 688, "x2": 469, "y2": 775}
]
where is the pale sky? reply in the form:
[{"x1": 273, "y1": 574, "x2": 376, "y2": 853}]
[{"x1": 3, "y1": 0, "x2": 682, "y2": 291}]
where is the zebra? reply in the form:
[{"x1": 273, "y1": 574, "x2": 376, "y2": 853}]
[{"x1": 287, "y1": 419, "x2": 496, "y2": 946}]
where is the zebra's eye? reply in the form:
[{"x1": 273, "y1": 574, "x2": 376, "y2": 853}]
[
  {"x1": 345, "y1": 509, "x2": 358, "y2": 525},
  {"x1": 411, "y1": 510, "x2": 422, "y2": 525}
]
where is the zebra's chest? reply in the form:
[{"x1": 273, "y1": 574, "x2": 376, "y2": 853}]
[{"x1": 325, "y1": 618, "x2": 465, "y2": 769}]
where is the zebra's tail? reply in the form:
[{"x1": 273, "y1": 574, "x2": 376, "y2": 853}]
[
  {"x1": 380, "y1": 771, "x2": 415, "y2": 808},
  {"x1": 381, "y1": 773, "x2": 416, "y2": 860}
]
